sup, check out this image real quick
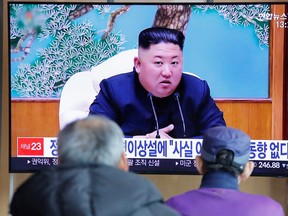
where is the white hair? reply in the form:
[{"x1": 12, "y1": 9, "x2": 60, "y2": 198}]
[{"x1": 57, "y1": 115, "x2": 124, "y2": 167}]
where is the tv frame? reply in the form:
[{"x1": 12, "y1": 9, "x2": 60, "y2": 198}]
[{"x1": 10, "y1": 2, "x2": 288, "y2": 175}]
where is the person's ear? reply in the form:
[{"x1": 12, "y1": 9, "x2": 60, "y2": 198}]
[
  {"x1": 118, "y1": 152, "x2": 129, "y2": 172},
  {"x1": 195, "y1": 155, "x2": 204, "y2": 175},
  {"x1": 134, "y1": 57, "x2": 141, "y2": 73},
  {"x1": 238, "y1": 161, "x2": 254, "y2": 183}
]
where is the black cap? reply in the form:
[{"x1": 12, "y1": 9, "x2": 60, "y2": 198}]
[{"x1": 201, "y1": 126, "x2": 251, "y2": 166}]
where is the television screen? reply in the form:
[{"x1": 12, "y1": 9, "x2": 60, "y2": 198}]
[{"x1": 9, "y1": 2, "x2": 288, "y2": 176}]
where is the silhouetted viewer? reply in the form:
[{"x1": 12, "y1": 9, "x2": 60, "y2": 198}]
[
  {"x1": 166, "y1": 126, "x2": 284, "y2": 216},
  {"x1": 10, "y1": 116, "x2": 180, "y2": 216}
]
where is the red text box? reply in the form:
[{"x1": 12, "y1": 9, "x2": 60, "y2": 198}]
[{"x1": 17, "y1": 137, "x2": 44, "y2": 156}]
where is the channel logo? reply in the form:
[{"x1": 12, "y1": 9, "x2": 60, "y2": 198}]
[{"x1": 17, "y1": 137, "x2": 44, "y2": 157}]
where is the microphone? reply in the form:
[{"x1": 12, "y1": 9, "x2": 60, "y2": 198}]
[
  {"x1": 147, "y1": 93, "x2": 160, "y2": 138},
  {"x1": 174, "y1": 92, "x2": 186, "y2": 138}
]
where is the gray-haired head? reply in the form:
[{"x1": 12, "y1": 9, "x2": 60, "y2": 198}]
[{"x1": 57, "y1": 116, "x2": 124, "y2": 167}]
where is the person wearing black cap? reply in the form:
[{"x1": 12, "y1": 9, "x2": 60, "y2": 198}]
[{"x1": 166, "y1": 126, "x2": 284, "y2": 216}]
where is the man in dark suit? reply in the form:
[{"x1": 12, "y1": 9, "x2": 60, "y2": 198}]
[{"x1": 90, "y1": 27, "x2": 226, "y2": 138}]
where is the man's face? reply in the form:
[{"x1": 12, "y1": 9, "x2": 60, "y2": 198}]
[{"x1": 134, "y1": 42, "x2": 183, "y2": 98}]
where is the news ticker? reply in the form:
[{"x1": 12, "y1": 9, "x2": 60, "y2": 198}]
[
  {"x1": 10, "y1": 157, "x2": 288, "y2": 175},
  {"x1": 17, "y1": 137, "x2": 288, "y2": 161},
  {"x1": 12, "y1": 137, "x2": 288, "y2": 175}
]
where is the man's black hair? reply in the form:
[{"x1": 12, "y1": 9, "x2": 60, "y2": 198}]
[{"x1": 138, "y1": 27, "x2": 185, "y2": 50}]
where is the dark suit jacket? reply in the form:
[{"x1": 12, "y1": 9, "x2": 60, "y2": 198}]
[{"x1": 89, "y1": 70, "x2": 226, "y2": 138}]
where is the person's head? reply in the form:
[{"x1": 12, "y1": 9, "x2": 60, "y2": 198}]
[
  {"x1": 196, "y1": 126, "x2": 254, "y2": 182},
  {"x1": 134, "y1": 27, "x2": 185, "y2": 98},
  {"x1": 57, "y1": 116, "x2": 128, "y2": 171}
]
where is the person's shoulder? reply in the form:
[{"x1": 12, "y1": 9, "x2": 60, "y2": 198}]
[
  {"x1": 253, "y1": 193, "x2": 284, "y2": 207},
  {"x1": 240, "y1": 192, "x2": 284, "y2": 214},
  {"x1": 17, "y1": 167, "x2": 58, "y2": 187},
  {"x1": 95, "y1": 164, "x2": 156, "y2": 188},
  {"x1": 100, "y1": 71, "x2": 135, "y2": 93},
  {"x1": 115, "y1": 168, "x2": 168, "y2": 202},
  {"x1": 182, "y1": 72, "x2": 203, "y2": 81},
  {"x1": 166, "y1": 189, "x2": 197, "y2": 204},
  {"x1": 100, "y1": 71, "x2": 135, "y2": 88},
  {"x1": 181, "y1": 72, "x2": 207, "y2": 87},
  {"x1": 10, "y1": 167, "x2": 60, "y2": 206},
  {"x1": 97, "y1": 166, "x2": 179, "y2": 214},
  {"x1": 121, "y1": 172, "x2": 181, "y2": 216},
  {"x1": 121, "y1": 168, "x2": 159, "y2": 189},
  {"x1": 106, "y1": 71, "x2": 134, "y2": 81},
  {"x1": 181, "y1": 72, "x2": 209, "y2": 93}
]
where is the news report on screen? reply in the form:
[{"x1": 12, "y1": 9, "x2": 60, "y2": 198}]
[{"x1": 9, "y1": 2, "x2": 288, "y2": 176}]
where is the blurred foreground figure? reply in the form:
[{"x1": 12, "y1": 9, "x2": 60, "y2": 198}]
[
  {"x1": 10, "y1": 116, "x2": 180, "y2": 216},
  {"x1": 166, "y1": 126, "x2": 284, "y2": 216}
]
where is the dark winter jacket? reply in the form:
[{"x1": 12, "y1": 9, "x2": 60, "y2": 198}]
[{"x1": 10, "y1": 164, "x2": 180, "y2": 216}]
